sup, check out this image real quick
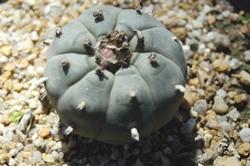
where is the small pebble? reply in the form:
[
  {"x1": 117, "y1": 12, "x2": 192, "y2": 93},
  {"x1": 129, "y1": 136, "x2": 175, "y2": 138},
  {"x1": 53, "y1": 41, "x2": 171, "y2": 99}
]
[
  {"x1": 183, "y1": 91, "x2": 199, "y2": 109},
  {"x1": 238, "y1": 70, "x2": 250, "y2": 86},
  {"x1": 212, "y1": 96, "x2": 229, "y2": 114},
  {"x1": 216, "y1": 89, "x2": 227, "y2": 98},
  {"x1": 0, "y1": 152, "x2": 10, "y2": 164},
  {"x1": 0, "y1": 45, "x2": 12, "y2": 56},
  {"x1": 206, "y1": 119, "x2": 219, "y2": 130},
  {"x1": 44, "y1": 2, "x2": 64, "y2": 18},
  {"x1": 213, "y1": 156, "x2": 241, "y2": 166},
  {"x1": 212, "y1": 59, "x2": 230, "y2": 72},
  {"x1": 38, "y1": 127, "x2": 51, "y2": 139},
  {"x1": 239, "y1": 128, "x2": 250, "y2": 143},
  {"x1": 219, "y1": 121, "x2": 232, "y2": 132},
  {"x1": 30, "y1": 151, "x2": 42, "y2": 164},
  {"x1": 8, "y1": 158, "x2": 16, "y2": 166},
  {"x1": 214, "y1": 33, "x2": 231, "y2": 49},
  {"x1": 191, "y1": 99, "x2": 208, "y2": 114},
  {"x1": 43, "y1": 154, "x2": 55, "y2": 163},
  {"x1": 244, "y1": 50, "x2": 250, "y2": 62},
  {"x1": 238, "y1": 143, "x2": 250, "y2": 156},
  {"x1": 207, "y1": 14, "x2": 216, "y2": 25},
  {"x1": 234, "y1": 93, "x2": 248, "y2": 105},
  {"x1": 9, "y1": 149, "x2": 18, "y2": 157},
  {"x1": 29, "y1": 99, "x2": 38, "y2": 109},
  {"x1": 182, "y1": 45, "x2": 193, "y2": 60},
  {"x1": 227, "y1": 108, "x2": 240, "y2": 121},
  {"x1": 171, "y1": 27, "x2": 187, "y2": 40},
  {"x1": 16, "y1": 143, "x2": 24, "y2": 152},
  {"x1": 228, "y1": 58, "x2": 242, "y2": 70},
  {"x1": 3, "y1": 127, "x2": 14, "y2": 143}
]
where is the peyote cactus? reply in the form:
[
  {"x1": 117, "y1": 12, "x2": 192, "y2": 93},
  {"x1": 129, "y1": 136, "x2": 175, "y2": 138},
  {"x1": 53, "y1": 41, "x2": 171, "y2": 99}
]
[{"x1": 44, "y1": 5, "x2": 187, "y2": 145}]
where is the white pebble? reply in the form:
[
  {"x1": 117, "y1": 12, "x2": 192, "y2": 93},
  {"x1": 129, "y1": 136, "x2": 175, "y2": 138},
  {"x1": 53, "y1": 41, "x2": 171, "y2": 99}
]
[{"x1": 239, "y1": 128, "x2": 250, "y2": 143}]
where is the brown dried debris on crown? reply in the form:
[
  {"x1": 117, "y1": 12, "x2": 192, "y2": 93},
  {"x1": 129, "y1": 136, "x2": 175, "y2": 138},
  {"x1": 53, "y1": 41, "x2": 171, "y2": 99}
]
[{"x1": 95, "y1": 31, "x2": 132, "y2": 73}]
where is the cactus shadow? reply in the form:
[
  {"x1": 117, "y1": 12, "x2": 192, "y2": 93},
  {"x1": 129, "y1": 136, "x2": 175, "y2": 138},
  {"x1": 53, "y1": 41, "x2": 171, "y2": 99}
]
[{"x1": 58, "y1": 108, "x2": 201, "y2": 166}]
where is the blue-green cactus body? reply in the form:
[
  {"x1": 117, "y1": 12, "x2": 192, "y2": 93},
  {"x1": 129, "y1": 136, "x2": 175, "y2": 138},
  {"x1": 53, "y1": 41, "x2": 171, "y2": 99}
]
[{"x1": 45, "y1": 5, "x2": 187, "y2": 145}]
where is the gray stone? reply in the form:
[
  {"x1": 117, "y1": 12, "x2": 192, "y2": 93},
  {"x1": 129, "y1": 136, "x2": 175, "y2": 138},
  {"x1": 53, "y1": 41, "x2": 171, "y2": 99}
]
[
  {"x1": 16, "y1": 143, "x2": 24, "y2": 152},
  {"x1": 227, "y1": 108, "x2": 240, "y2": 121},
  {"x1": 8, "y1": 158, "x2": 16, "y2": 166},
  {"x1": 239, "y1": 128, "x2": 250, "y2": 143},
  {"x1": 192, "y1": 99, "x2": 208, "y2": 114},
  {"x1": 50, "y1": 121, "x2": 60, "y2": 135},
  {"x1": 182, "y1": 45, "x2": 193, "y2": 60},
  {"x1": 204, "y1": 31, "x2": 217, "y2": 42},
  {"x1": 244, "y1": 50, "x2": 250, "y2": 62},
  {"x1": 44, "y1": 2, "x2": 64, "y2": 18},
  {"x1": 51, "y1": 151, "x2": 60, "y2": 161},
  {"x1": 33, "y1": 138, "x2": 46, "y2": 149},
  {"x1": 214, "y1": 33, "x2": 231, "y2": 48},
  {"x1": 191, "y1": 20, "x2": 203, "y2": 29},
  {"x1": 219, "y1": 121, "x2": 232, "y2": 132},
  {"x1": 228, "y1": 58, "x2": 242, "y2": 70},
  {"x1": 222, "y1": 11, "x2": 231, "y2": 17},
  {"x1": 216, "y1": 115, "x2": 227, "y2": 123},
  {"x1": 3, "y1": 127, "x2": 14, "y2": 143}
]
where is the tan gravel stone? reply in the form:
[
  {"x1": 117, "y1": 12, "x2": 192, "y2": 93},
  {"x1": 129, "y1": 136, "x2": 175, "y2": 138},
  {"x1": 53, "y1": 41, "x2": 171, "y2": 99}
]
[
  {"x1": 238, "y1": 143, "x2": 250, "y2": 156},
  {"x1": 0, "y1": 151, "x2": 10, "y2": 164},
  {"x1": 205, "y1": 110, "x2": 217, "y2": 120},
  {"x1": 13, "y1": 83, "x2": 23, "y2": 92},
  {"x1": 207, "y1": 14, "x2": 216, "y2": 25},
  {"x1": 183, "y1": 91, "x2": 199, "y2": 109},
  {"x1": 43, "y1": 154, "x2": 55, "y2": 163},
  {"x1": 238, "y1": 70, "x2": 250, "y2": 86},
  {"x1": 188, "y1": 78, "x2": 200, "y2": 86},
  {"x1": 0, "y1": 45, "x2": 12, "y2": 56},
  {"x1": 38, "y1": 127, "x2": 50, "y2": 139},
  {"x1": 212, "y1": 59, "x2": 230, "y2": 72},
  {"x1": 212, "y1": 96, "x2": 229, "y2": 114},
  {"x1": 171, "y1": 27, "x2": 187, "y2": 40},
  {"x1": 213, "y1": 156, "x2": 241, "y2": 166},
  {"x1": 227, "y1": 91, "x2": 237, "y2": 99},
  {"x1": 29, "y1": 99, "x2": 38, "y2": 109},
  {"x1": 234, "y1": 93, "x2": 248, "y2": 104}
]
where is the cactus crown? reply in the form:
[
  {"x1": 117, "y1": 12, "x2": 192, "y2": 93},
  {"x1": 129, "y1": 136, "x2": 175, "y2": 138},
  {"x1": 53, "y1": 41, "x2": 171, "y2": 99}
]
[{"x1": 95, "y1": 31, "x2": 132, "y2": 73}]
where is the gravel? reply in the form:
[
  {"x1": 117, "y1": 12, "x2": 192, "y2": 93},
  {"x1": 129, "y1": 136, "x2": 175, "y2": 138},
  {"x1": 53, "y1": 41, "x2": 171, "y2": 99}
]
[
  {"x1": 212, "y1": 96, "x2": 229, "y2": 114},
  {"x1": 0, "y1": 0, "x2": 249, "y2": 165},
  {"x1": 244, "y1": 50, "x2": 250, "y2": 62},
  {"x1": 239, "y1": 128, "x2": 250, "y2": 143}
]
